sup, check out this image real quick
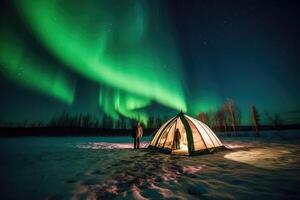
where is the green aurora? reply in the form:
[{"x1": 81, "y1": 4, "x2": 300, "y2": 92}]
[
  {"x1": 12, "y1": 0, "x2": 187, "y2": 124},
  {"x1": 99, "y1": 86, "x2": 150, "y2": 124},
  {"x1": 0, "y1": 29, "x2": 75, "y2": 104}
]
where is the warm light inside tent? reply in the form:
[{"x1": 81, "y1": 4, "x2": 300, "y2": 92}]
[
  {"x1": 171, "y1": 141, "x2": 189, "y2": 155},
  {"x1": 180, "y1": 142, "x2": 188, "y2": 150},
  {"x1": 149, "y1": 113, "x2": 224, "y2": 155}
]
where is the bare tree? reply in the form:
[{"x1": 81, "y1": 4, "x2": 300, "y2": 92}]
[
  {"x1": 148, "y1": 116, "x2": 155, "y2": 129},
  {"x1": 207, "y1": 110, "x2": 216, "y2": 130},
  {"x1": 250, "y1": 104, "x2": 260, "y2": 137},
  {"x1": 102, "y1": 115, "x2": 113, "y2": 129},
  {"x1": 82, "y1": 114, "x2": 91, "y2": 128},
  {"x1": 115, "y1": 115, "x2": 127, "y2": 129},
  {"x1": 265, "y1": 111, "x2": 283, "y2": 130},
  {"x1": 235, "y1": 107, "x2": 242, "y2": 133},
  {"x1": 215, "y1": 108, "x2": 227, "y2": 132},
  {"x1": 120, "y1": 116, "x2": 126, "y2": 129},
  {"x1": 77, "y1": 114, "x2": 82, "y2": 127},
  {"x1": 155, "y1": 116, "x2": 162, "y2": 128},
  {"x1": 224, "y1": 98, "x2": 236, "y2": 132},
  {"x1": 93, "y1": 117, "x2": 100, "y2": 128},
  {"x1": 196, "y1": 112, "x2": 208, "y2": 124}
]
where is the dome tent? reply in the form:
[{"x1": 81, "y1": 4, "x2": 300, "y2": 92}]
[{"x1": 148, "y1": 112, "x2": 225, "y2": 155}]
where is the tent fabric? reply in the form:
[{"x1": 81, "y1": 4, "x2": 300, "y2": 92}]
[{"x1": 148, "y1": 112, "x2": 225, "y2": 155}]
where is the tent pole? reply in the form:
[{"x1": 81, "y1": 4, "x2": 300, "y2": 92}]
[{"x1": 179, "y1": 113, "x2": 194, "y2": 154}]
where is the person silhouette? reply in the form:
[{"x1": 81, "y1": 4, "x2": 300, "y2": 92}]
[
  {"x1": 134, "y1": 122, "x2": 143, "y2": 149},
  {"x1": 173, "y1": 128, "x2": 181, "y2": 149}
]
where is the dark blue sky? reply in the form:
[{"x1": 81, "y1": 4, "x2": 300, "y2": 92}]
[{"x1": 171, "y1": 0, "x2": 300, "y2": 123}]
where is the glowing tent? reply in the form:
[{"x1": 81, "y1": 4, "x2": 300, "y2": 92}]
[{"x1": 148, "y1": 112, "x2": 225, "y2": 155}]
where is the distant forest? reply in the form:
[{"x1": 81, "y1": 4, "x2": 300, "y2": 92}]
[
  {"x1": 0, "y1": 99, "x2": 299, "y2": 133},
  {"x1": 0, "y1": 111, "x2": 167, "y2": 130}
]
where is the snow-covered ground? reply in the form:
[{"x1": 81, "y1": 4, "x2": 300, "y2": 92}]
[{"x1": 0, "y1": 131, "x2": 300, "y2": 199}]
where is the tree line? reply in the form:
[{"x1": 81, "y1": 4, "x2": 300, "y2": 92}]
[
  {"x1": 0, "y1": 111, "x2": 168, "y2": 129},
  {"x1": 196, "y1": 98, "x2": 284, "y2": 137},
  {"x1": 0, "y1": 99, "x2": 287, "y2": 133}
]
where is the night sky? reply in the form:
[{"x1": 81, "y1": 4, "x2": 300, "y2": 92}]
[{"x1": 0, "y1": 0, "x2": 300, "y2": 125}]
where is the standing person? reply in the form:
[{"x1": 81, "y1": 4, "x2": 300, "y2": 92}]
[
  {"x1": 134, "y1": 122, "x2": 143, "y2": 149},
  {"x1": 173, "y1": 128, "x2": 181, "y2": 150}
]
